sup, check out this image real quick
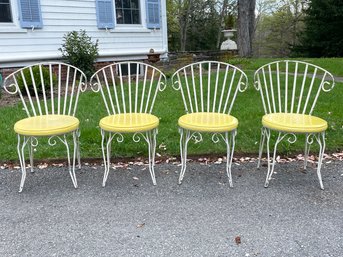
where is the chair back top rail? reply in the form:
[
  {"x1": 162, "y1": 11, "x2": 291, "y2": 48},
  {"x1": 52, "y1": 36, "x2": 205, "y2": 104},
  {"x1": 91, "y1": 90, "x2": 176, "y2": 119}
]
[
  {"x1": 254, "y1": 60, "x2": 335, "y2": 115},
  {"x1": 90, "y1": 62, "x2": 166, "y2": 115},
  {"x1": 171, "y1": 61, "x2": 248, "y2": 115},
  {"x1": 3, "y1": 62, "x2": 87, "y2": 117}
]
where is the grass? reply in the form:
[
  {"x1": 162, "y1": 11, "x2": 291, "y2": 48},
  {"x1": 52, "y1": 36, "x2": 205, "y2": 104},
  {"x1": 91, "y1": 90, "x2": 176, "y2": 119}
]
[
  {"x1": 1, "y1": 58, "x2": 343, "y2": 161},
  {"x1": 228, "y1": 57, "x2": 343, "y2": 77}
]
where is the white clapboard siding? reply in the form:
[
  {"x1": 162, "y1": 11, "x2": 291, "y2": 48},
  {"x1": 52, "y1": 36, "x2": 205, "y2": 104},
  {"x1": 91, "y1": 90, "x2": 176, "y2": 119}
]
[{"x1": 0, "y1": 0, "x2": 167, "y2": 67}]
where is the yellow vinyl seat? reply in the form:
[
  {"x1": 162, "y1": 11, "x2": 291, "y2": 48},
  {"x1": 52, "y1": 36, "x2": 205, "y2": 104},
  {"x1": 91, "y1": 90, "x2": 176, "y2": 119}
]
[
  {"x1": 100, "y1": 113, "x2": 159, "y2": 133},
  {"x1": 262, "y1": 113, "x2": 327, "y2": 133},
  {"x1": 14, "y1": 115, "x2": 80, "y2": 136},
  {"x1": 178, "y1": 112, "x2": 238, "y2": 132}
]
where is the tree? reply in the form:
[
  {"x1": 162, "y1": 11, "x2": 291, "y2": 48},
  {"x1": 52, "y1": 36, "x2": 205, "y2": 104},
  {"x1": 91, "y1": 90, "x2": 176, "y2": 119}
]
[
  {"x1": 254, "y1": 0, "x2": 306, "y2": 57},
  {"x1": 179, "y1": 0, "x2": 193, "y2": 51},
  {"x1": 237, "y1": 0, "x2": 256, "y2": 57},
  {"x1": 294, "y1": 0, "x2": 343, "y2": 57}
]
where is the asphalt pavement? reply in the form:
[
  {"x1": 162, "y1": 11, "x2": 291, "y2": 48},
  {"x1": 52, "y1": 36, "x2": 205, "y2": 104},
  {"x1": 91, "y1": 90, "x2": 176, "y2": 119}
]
[{"x1": 0, "y1": 160, "x2": 342, "y2": 257}]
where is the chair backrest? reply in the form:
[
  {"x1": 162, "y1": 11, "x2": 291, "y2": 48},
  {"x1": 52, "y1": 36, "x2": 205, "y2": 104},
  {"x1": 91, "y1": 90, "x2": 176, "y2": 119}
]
[
  {"x1": 171, "y1": 61, "x2": 248, "y2": 114},
  {"x1": 3, "y1": 62, "x2": 87, "y2": 117},
  {"x1": 90, "y1": 62, "x2": 166, "y2": 115},
  {"x1": 254, "y1": 60, "x2": 335, "y2": 115}
]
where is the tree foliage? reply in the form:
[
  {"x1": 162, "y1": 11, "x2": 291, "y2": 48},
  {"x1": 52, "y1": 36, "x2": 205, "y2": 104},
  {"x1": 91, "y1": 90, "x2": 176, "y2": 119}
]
[
  {"x1": 254, "y1": 0, "x2": 305, "y2": 57},
  {"x1": 294, "y1": 0, "x2": 343, "y2": 57},
  {"x1": 167, "y1": 0, "x2": 236, "y2": 51}
]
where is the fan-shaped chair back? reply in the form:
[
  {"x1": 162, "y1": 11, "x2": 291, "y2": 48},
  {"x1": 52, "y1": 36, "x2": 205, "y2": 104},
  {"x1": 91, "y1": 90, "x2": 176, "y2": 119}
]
[
  {"x1": 3, "y1": 62, "x2": 87, "y2": 117},
  {"x1": 90, "y1": 62, "x2": 166, "y2": 115},
  {"x1": 171, "y1": 61, "x2": 248, "y2": 114},
  {"x1": 254, "y1": 60, "x2": 335, "y2": 115}
]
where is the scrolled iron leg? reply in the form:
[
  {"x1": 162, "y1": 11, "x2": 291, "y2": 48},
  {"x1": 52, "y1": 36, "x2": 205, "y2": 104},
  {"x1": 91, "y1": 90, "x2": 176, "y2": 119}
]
[
  {"x1": 101, "y1": 130, "x2": 110, "y2": 187},
  {"x1": 264, "y1": 128, "x2": 272, "y2": 188},
  {"x1": 257, "y1": 127, "x2": 266, "y2": 169},
  {"x1": 76, "y1": 129, "x2": 81, "y2": 169},
  {"x1": 315, "y1": 132, "x2": 325, "y2": 190},
  {"x1": 65, "y1": 134, "x2": 78, "y2": 189},
  {"x1": 28, "y1": 137, "x2": 34, "y2": 173},
  {"x1": 146, "y1": 129, "x2": 157, "y2": 185},
  {"x1": 178, "y1": 128, "x2": 190, "y2": 185},
  {"x1": 17, "y1": 135, "x2": 29, "y2": 193},
  {"x1": 225, "y1": 131, "x2": 236, "y2": 188},
  {"x1": 304, "y1": 133, "x2": 311, "y2": 170}
]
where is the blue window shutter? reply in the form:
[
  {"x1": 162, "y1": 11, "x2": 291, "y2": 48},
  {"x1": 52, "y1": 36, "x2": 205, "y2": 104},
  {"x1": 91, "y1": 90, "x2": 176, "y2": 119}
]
[
  {"x1": 146, "y1": 0, "x2": 160, "y2": 29},
  {"x1": 96, "y1": 0, "x2": 114, "y2": 29},
  {"x1": 18, "y1": 0, "x2": 43, "y2": 29}
]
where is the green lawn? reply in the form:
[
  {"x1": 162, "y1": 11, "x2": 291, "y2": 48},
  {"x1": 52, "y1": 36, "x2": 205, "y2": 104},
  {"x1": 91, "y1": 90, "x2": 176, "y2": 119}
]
[
  {"x1": 228, "y1": 57, "x2": 343, "y2": 77},
  {"x1": 1, "y1": 58, "x2": 343, "y2": 161}
]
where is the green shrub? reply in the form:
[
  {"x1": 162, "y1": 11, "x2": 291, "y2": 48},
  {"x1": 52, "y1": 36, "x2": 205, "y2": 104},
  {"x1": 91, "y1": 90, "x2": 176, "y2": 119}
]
[
  {"x1": 16, "y1": 65, "x2": 56, "y2": 96},
  {"x1": 59, "y1": 30, "x2": 99, "y2": 78}
]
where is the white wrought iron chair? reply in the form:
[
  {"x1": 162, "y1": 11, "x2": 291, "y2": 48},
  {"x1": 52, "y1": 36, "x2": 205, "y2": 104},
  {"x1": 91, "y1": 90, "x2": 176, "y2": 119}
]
[
  {"x1": 3, "y1": 62, "x2": 87, "y2": 192},
  {"x1": 254, "y1": 60, "x2": 335, "y2": 189},
  {"x1": 171, "y1": 61, "x2": 248, "y2": 186},
  {"x1": 90, "y1": 62, "x2": 166, "y2": 186}
]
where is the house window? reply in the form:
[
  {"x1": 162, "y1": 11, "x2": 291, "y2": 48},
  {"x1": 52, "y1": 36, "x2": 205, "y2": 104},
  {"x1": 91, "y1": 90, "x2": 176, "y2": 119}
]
[
  {"x1": 119, "y1": 62, "x2": 143, "y2": 76},
  {"x1": 0, "y1": 0, "x2": 12, "y2": 22},
  {"x1": 115, "y1": 0, "x2": 140, "y2": 24}
]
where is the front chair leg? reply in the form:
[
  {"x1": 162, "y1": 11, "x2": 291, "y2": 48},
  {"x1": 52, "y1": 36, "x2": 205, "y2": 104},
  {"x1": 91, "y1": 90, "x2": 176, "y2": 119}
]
[
  {"x1": 28, "y1": 137, "x2": 34, "y2": 173},
  {"x1": 17, "y1": 135, "x2": 29, "y2": 193},
  {"x1": 101, "y1": 130, "x2": 111, "y2": 187},
  {"x1": 146, "y1": 129, "x2": 157, "y2": 185},
  {"x1": 315, "y1": 132, "x2": 325, "y2": 190},
  {"x1": 225, "y1": 131, "x2": 236, "y2": 188},
  {"x1": 257, "y1": 127, "x2": 266, "y2": 169},
  {"x1": 178, "y1": 128, "x2": 190, "y2": 184},
  {"x1": 64, "y1": 134, "x2": 78, "y2": 189},
  {"x1": 304, "y1": 133, "x2": 311, "y2": 170},
  {"x1": 264, "y1": 128, "x2": 272, "y2": 187},
  {"x1": 76, "y1": 129, "x2": 81, "y2": 169}
]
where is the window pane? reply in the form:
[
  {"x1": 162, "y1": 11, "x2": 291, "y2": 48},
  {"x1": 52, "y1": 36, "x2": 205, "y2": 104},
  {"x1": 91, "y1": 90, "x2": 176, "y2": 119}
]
[
  {"x1": 0, "y1": 1, "x2": 12, "y2": 22},
  {"x1": 131, "y1": 0, "x2": 139, "y2": 9},
  {"x1": 116, "y1": 9, "x2": 124, "y2": 24},
  {"x1": 115, "y1": 1, "x2": 121, "y2": 8},
  {"x1": 123, "y1": 0, "x2": 130, "y2": 9},
  {"x1": 132, "y1": 10, "x2": 140, "y2": 24},
  {"x1": 115, "y1": 0, "x2": 140, "y2": 24},
  {"x1": 123, "y1": 9, "x2": 132, "y2": 24}
]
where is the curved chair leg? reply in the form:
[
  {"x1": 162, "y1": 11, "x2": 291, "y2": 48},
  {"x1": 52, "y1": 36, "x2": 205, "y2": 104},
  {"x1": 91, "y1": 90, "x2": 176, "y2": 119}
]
[
  {"x1": 101, "y1": 129, "x2": 111, "y2": 187},
  {"x1": 28, "y1": 137, "x2": 34, "y2": 173},
  {"x1": 264, "y1": 128, "x2": 272, "y2": 187},
  {"x1": 314, "y1": 132, "x2": 325, "y2": 190},
  {"x1": 63, "y1": 134, "x2": 78, "y2": 189},
  {"x1": 257, "y1": 127, "x2": 266, "y2": 169},
  {"x1": 304, "y1": 133, "x2": 311, "y2": 170},
  {"x1": 178, "y1": 128, "x2": 190, "y2": 184},
  {"x1": 225, "y1": 130, "x2": 236, "y2": 188},
  {"x1": 76, "y1": 129, "x2": 81, "y2": 169},
  {"x1": 17, "y1": 135, "x2": 29, "y2": 193},
  {"x1": 146, "y1": 129, "x2": 157, "y2": 185}
]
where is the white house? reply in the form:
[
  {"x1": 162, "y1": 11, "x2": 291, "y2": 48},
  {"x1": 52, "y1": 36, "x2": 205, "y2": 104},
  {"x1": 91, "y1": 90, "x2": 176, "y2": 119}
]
[{"x1": 0, "y1": 0, "x2": 168, "y2": 69}]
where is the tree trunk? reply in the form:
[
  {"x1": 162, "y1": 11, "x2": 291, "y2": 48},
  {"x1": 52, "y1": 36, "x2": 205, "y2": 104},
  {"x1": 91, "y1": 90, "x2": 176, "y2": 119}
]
[
  {"x1": 237, "y1": 0, "x2": 256, "y2": 57},
  {"x1": 179, "y1": 0, "x2": 193, "y2": 51}
]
